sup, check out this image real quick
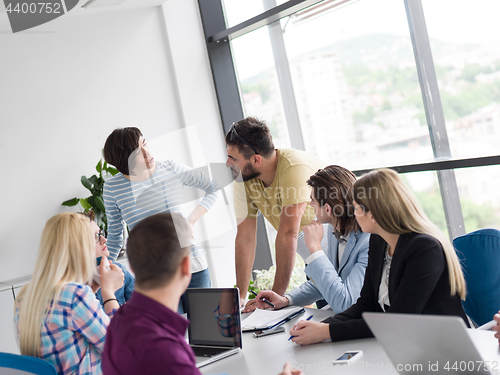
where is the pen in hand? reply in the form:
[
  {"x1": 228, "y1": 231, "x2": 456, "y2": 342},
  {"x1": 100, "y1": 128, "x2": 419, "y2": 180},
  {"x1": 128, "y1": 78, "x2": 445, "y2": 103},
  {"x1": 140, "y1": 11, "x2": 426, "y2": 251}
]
[
  {"x1": 249, "y1": 290, "x2": 275, "y2": 308},
  {"x1": 288, "y1": 315, "x2": 313, "y2": 341}
]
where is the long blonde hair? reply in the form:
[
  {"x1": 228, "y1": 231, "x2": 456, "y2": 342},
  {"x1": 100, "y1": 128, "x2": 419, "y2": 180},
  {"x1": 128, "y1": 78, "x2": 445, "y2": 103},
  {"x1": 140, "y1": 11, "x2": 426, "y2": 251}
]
[
  {"x1": 15, "y1": 213, "x2": 95, "y2": 356},
  {"x1": 353, "y1": 169, "x2": 466, "y2": 300}
]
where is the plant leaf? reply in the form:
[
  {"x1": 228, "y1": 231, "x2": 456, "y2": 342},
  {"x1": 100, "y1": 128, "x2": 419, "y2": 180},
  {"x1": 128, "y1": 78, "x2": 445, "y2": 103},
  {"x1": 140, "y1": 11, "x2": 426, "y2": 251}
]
[
  {"x1": 61, "y1": 198, "x2": 79, "y2": 206},
  {"x1": 95, "y1": 196, "x2": 106, "y2": 212},
  {"x1": 81, "y1": 176, "x2": 92, "y2": 190},
  {"x1": 80, "y1": 198, "x2": 92, "y2": 210},
  {"x1": 95, "y1": 159, "x2": 102, "y2": 174},
  {"x1": 89, "y1": 175, "x2": 99, "y2": 187},
  {"x1": 94, "y1": 180, "x2": 104, "y2": 193},
  {"x1": 104, "y1": 165, "x2": 119, "y2": 176}
]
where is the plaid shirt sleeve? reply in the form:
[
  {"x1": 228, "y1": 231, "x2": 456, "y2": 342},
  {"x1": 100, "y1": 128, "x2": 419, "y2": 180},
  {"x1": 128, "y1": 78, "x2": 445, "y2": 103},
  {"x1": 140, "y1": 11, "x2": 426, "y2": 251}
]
[
  {"x1": 71, "y1": 285, "x2": 115, "y2": 354},
  {"x1": 14, "y1": 283, "x2": 117, "y2": 375},
  {"x1": 213, "y1": 297, "x2": 238, "y2": 338}
]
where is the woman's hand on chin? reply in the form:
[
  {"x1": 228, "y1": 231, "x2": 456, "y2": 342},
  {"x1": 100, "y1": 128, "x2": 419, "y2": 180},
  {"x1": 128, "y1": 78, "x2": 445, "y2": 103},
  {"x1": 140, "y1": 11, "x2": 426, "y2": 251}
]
[
  {"x1": 99, "y1": 257, "x2": 124, "y2": 296},
  {"x1": 289, "y1": 321, "x2": 330, "y2": 346}
]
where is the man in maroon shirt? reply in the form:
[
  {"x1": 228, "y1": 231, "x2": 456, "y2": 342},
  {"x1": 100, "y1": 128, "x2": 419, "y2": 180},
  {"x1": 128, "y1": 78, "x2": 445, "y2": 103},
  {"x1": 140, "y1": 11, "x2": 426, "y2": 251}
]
[
  {"x1": 102, "y1": 212, "x2": 199, "y2": 375},
  {"x1": 102, "y1": 212, "x2": 302, "y2": 375}
]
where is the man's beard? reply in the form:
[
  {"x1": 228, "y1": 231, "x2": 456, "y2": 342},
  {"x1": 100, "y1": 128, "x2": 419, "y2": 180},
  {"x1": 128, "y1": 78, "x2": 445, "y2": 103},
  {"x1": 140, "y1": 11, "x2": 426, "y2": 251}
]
[{"x1": 231, "y1": 162, "x2": 260, "y2": 182}]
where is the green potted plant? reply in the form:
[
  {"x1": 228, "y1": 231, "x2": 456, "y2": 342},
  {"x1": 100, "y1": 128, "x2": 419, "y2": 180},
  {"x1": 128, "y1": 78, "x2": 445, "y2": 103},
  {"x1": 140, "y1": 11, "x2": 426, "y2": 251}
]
[{"x1": 62, "y1": 159, "x2": 118, "y2": 232}]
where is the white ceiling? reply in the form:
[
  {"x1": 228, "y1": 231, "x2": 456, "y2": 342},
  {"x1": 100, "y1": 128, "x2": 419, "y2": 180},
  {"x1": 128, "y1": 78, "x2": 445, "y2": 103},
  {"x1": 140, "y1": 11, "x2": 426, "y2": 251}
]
[{"x1": 0, "y1": 0, "x2": 169, "y2": 31}]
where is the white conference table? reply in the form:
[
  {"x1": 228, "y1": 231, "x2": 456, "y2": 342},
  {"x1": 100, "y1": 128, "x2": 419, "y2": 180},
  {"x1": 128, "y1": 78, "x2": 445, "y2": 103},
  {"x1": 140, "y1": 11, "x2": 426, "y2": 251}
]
[{"x1": 201, "y1": 308, "x2": 500, "y2": 375}]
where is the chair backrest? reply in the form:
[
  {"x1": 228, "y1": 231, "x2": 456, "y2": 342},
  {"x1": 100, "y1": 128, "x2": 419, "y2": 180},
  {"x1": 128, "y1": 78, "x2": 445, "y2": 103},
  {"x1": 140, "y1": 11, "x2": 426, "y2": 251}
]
[
  {"x1": 0, "y1": 352, "x2": 57, "y2": 375},
  {"x1": 453, "y1": 228, "x2": 500, "y2": 326}
]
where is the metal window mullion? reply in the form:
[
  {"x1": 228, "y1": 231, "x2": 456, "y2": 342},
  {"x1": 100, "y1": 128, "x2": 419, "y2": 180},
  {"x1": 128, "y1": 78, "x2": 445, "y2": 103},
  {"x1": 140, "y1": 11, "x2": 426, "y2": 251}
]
[
  {"x1": 404, "y1": 0, "x2": 465, "y2": 239},
  {"x1": 198, "y1": 0, "x2": 273, "y2": 272},
  {"x1": 263, "y1": 0, "x2": 306, "y2": 150},
  {"x1": 352, "y1": 155, "x2": 500, "y2": 176},
  {"x1": 209, "y1": 0, "x2": 326, "y2": 43}
]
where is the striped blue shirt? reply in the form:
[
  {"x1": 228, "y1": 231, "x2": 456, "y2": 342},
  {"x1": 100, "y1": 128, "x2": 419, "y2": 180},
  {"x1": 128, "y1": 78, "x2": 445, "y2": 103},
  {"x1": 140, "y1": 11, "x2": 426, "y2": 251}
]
[{"x1": 103, "y1": 160, "x2": 220, "y2": 271}]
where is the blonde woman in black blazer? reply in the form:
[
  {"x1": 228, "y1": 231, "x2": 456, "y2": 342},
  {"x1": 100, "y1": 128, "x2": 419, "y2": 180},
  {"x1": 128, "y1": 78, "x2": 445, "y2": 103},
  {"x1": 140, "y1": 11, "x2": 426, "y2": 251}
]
[{"x1": 289, "y1": 169, "x2": 468, "y2": 345}]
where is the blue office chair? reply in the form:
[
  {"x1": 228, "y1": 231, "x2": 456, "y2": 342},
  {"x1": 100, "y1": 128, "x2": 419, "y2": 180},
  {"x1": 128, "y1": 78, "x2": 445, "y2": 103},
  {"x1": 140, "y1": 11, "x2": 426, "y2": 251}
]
[
  {"x1": 0, "y1": 352, "x2": 57, "y2": 375},
  {"x1": 453, "y1": 228, "x2": 500, "y2": 327}
]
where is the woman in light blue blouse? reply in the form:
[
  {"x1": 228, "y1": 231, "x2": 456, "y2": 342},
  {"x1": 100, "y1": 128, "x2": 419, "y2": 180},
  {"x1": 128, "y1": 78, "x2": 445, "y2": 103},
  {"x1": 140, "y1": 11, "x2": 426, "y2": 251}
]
[{"x1": 102, "y1": 127, "x2": 219, "y2": 312}]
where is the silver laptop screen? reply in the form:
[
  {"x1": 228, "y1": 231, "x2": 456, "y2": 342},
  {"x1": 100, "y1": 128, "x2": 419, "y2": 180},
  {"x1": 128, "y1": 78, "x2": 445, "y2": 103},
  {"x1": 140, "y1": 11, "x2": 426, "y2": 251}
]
[{"x1": 186, "y1": 288, "x2": 242, "y2": 348}]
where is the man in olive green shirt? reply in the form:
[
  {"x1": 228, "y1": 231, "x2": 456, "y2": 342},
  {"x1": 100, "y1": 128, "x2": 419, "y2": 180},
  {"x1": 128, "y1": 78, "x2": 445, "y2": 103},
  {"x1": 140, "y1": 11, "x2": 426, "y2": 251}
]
[{"x1": 226, "y1": 117, "x2": 324, "y2": 309}]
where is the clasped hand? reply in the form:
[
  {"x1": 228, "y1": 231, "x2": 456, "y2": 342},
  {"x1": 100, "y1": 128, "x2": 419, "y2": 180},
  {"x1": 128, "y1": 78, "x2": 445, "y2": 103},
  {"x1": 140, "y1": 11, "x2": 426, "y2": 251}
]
[{"x1": 303, "y1": 221, "x2": 324, "y2": 255}]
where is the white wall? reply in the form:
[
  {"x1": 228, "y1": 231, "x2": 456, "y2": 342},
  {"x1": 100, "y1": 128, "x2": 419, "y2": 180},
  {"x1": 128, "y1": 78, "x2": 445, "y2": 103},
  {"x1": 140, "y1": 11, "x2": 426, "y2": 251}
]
[
  {"x1": 0, "y1": 6, "x2": 178, "y2": 281},
  {"x1": 0, "y1": 0, "x2": 237, "y2": 288}
]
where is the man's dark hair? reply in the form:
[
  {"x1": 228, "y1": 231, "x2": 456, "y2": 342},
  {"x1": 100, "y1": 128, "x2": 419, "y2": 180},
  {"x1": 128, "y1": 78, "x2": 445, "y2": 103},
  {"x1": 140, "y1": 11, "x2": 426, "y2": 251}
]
[
  {"x1": 103, "y1": 127, "x2": 143, "y2": 175},
  {"x1": 126, "y1": 212, "x2": 191, "y2": 290},
  {"x1": 225, "y1": 117, "x2": 275, "y2": 159},
  {"x1": 307, "y1": 165, "x2": 361, "y2": 236}
]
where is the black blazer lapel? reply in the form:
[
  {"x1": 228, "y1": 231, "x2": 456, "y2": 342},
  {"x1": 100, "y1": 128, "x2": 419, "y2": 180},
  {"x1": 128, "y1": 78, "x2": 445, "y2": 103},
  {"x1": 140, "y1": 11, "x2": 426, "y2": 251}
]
[{"x1": 370, "y1": 235, "x2": 387, "y2": 300}]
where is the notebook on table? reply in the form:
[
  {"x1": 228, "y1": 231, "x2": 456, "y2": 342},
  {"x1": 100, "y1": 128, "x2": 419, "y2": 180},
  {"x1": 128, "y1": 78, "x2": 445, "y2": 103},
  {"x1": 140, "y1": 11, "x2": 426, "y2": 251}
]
[
  {"x1": 241, "y1": 306, "x2": 305, "y2": 332},
  {"x1": 185, "y1": 288, "x2": 242, "y2": 368},
  {"x1": 363, "y1": 312, "x2": 491, "y2": 374}
]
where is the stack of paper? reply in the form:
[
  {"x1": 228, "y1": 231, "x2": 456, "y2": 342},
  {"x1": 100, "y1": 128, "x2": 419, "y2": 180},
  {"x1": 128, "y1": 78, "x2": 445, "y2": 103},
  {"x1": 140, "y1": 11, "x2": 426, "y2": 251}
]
[{"x1": 241, "y1": 307, "x2": 305, "y2": 332}]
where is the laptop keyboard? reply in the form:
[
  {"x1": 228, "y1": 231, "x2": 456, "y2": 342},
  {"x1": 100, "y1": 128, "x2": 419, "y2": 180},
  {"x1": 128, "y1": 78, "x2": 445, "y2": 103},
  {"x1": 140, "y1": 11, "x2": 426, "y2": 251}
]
[{"x1": 192, "y1": 346, "x2": 229, "y2": 357}]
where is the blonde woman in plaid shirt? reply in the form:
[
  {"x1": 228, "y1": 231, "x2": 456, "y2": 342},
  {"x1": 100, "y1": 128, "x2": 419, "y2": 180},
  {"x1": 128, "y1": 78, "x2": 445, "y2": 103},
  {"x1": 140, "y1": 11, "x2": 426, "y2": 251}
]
[{"x1": 14, "y1": 213, "x2": 124, "y2": 374}]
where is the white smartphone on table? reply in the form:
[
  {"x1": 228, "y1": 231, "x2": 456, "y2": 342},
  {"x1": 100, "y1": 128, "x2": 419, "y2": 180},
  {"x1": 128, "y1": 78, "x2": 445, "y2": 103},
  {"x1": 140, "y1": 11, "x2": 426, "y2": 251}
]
[{"x1": 332, "y1": 350, "x2": 362, "y2": 365}]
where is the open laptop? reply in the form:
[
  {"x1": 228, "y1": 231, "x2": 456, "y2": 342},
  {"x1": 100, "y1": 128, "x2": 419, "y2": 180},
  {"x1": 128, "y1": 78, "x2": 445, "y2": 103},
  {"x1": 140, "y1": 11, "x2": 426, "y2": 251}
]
[
  {"x1": 363, "y1": 312, "x2": 491, "y2": 374},
  {"x1": 185, "y1": 288, "x2": 242, "y2": 368}
]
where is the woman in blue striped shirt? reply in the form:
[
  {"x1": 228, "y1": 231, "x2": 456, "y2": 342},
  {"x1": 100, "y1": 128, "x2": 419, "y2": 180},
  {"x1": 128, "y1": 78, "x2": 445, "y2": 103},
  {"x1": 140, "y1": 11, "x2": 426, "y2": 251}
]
[{"x1": 102, "y1": 127, "x2": 220, "y2": 313}]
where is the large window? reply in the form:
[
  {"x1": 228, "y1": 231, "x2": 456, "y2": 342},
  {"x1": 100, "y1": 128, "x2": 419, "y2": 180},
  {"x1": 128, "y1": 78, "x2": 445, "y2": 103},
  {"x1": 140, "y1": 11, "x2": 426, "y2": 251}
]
[
  {"x1": 281, "y1": 0, "x2": 430, "y2": 170},
  {"x1": 454, "y1": 165, "x2": 500, "y2": 232},
  {"x1": 199, "y1": 0, "x2": 500, "y2": 260},
  {"x1": 231, "y1": 27, "x2": 292, "y2": 149},
  {"x1": 423, "y1": 0, "x2": 500, "y2": 160},
  {"x1": 406, "y1": 169, "x2": 500, "y2": 233},
  {"x1": 230, "y1": 0, "x2": 440, "y2": 171}
]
